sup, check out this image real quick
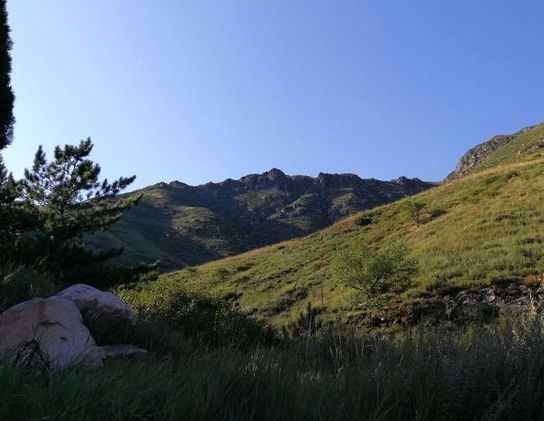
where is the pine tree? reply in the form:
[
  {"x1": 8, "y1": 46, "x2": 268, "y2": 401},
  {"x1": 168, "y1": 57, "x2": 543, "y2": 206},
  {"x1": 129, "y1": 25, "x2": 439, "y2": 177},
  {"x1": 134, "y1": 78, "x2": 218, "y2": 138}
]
[
  {"x1": 0, "y1": 0, "x2": 22, "y2": 260},
  {"x1": 17, "y1": 138, "x2": 148, "y2": 287},
  {"x1": 0, "y1": 154, "x2": 22, "y2": 250},
  {"x1": 0, "y1": 0, "x2": 14, "y2": 150}
]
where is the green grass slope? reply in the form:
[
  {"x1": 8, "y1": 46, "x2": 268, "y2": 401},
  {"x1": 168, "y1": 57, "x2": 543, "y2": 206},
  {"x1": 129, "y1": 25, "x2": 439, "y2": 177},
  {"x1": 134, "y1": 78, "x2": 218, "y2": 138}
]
[{"x1": 123, "y1": 131, "x2": 544, "y2": 327}]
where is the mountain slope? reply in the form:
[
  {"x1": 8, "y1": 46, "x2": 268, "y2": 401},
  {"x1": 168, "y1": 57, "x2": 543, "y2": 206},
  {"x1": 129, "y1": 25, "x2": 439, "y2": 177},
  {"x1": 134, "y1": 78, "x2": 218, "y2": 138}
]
[
  {"x1": 448, "y1": 122, "x2": 544, "y2": 179},
  {"x1": 122, "y1": 125, "x2": 544, "y2": 327},
  {"x1": 89, "y1": 169, "x2": 432, "y2": 268}
]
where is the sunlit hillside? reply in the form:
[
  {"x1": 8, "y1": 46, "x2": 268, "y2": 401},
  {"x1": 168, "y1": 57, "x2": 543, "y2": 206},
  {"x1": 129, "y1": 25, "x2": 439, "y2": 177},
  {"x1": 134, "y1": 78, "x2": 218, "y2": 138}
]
[{"x1": 123, "y1": 124, "x2": 544, "y2": 327}]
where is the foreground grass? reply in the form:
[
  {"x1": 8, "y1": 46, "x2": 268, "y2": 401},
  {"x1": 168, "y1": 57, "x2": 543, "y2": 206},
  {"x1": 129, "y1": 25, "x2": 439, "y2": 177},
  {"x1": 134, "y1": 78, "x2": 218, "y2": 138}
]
[{"x1": 3, "y1": 315, "x2": 544, "y2": 420}]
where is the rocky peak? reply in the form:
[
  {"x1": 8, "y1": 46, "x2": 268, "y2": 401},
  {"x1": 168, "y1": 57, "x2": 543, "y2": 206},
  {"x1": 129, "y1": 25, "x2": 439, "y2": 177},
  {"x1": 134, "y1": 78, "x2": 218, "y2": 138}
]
[
  {"x1": 392, "y1": 176, "x2": 413, "y2": 185},
  {"x1": 392, "y1": 176, "x2": 426, "y2": 187},
  {"x1": 266, "y1": 168, "x2": 287, "y2": 179},
  {"x1": 238, "y1": 168, "x2": 292, "y2": 191},
  {"x1": 316, "y1": 172, "x2": 361, "y2": 189},
  {"x1": 169, "y1": 181, "x2": 189, "y2": 188}
]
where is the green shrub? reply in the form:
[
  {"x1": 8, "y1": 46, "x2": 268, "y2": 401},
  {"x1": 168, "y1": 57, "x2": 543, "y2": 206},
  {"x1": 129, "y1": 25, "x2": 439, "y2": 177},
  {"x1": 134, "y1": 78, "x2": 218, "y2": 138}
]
[
  {"x1": 123, "y1": 287, "x2": 277, "y2": 349},
  {"x1": 354, "y1": 215, "x2": 373, "y2": 227},
  {"x1": 331, "y1": 242, "x2": 418, "y2": 306}
]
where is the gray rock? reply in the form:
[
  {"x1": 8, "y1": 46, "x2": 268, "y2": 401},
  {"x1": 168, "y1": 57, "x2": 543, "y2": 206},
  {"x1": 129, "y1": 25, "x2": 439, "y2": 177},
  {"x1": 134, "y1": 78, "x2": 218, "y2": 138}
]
[
  {"x1": 56, "y1": 284, "x2": 136, "y2": 323},
  {"x1": 0, "y1": 298, "x2": 103, "y2": 371},
  {"x1": 482, "y1": 288, "x2": 496, "y2": 303}
]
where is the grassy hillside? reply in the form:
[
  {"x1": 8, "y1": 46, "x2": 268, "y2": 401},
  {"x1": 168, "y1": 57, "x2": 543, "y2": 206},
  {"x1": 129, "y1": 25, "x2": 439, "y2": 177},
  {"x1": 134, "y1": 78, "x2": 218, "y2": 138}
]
[
  {"x1": 88, "y1": 169, "x2": 431, "y2": 269},
  {"x1": 449, "y1": 122, "x2": 544, "y2": 179},
  {"x1": 122, "y1": 139, "x2": 544, "y2": 327}
]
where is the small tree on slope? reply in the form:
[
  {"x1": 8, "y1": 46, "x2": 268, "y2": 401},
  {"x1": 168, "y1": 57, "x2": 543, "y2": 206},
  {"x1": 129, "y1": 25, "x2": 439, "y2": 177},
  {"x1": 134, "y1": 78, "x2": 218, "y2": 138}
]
[{"x1": 331, "y1": 242, "x2": 418, "y2": 307}]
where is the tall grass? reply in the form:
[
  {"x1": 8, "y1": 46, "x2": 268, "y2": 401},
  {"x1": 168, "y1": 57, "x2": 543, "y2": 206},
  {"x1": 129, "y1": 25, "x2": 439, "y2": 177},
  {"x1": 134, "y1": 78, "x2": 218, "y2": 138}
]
[
  {"x1": 2, "y1": 314, "x2": 544, "y2": 420},
  {"x1": 0, "y1": 265, "x2": 57, "y2": 312}
]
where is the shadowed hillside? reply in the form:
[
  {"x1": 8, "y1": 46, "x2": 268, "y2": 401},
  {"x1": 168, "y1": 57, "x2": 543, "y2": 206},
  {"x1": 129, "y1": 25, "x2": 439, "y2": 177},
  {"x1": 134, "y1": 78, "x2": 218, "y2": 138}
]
[{"x1": 88, "y1": 169, "x2": 432, "y2": 269}]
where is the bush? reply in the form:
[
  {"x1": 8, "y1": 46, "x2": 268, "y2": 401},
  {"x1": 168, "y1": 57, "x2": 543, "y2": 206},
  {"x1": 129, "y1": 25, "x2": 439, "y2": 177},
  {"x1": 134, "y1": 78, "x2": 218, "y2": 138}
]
[
  {"x1": 282, "y1": 302, "x2": 324, "y2": 338},
  {"x1": 121, "y1": 287, "x2": 277, "y2": 349},
  {"x1": 331, "y1": 242, "x2": 418, "y2": 306}
]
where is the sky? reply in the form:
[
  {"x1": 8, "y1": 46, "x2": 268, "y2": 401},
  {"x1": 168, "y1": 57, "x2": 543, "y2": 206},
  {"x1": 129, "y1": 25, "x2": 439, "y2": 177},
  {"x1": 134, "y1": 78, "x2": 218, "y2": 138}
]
[{"x1": 3, "y1": 1, "x2": 544, "y2": 190}]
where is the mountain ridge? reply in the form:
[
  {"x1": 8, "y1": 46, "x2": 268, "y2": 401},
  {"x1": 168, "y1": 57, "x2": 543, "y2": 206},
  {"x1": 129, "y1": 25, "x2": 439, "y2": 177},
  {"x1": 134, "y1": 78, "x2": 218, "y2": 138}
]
[
  {"x1": 154, "y1": 168, "x2": 428, "y2": 191},
  {"x1": 89, "y1": 169, "x2": 433, "y2": 269}
]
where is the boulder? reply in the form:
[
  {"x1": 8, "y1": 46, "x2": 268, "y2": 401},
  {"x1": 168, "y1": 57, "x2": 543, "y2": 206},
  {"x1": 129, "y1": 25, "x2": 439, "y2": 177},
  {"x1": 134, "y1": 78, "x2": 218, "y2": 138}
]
[
  {"x1": 55, "y1": 284, "x2": 136, "y2": 323},
  {"x1": 0, "y1": 298, "x2": 103, "y2": 370}
]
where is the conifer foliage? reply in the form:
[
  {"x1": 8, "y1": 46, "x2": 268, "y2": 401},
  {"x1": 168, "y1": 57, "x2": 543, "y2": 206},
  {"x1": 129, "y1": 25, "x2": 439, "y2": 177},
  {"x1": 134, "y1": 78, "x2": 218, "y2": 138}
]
[
  {"x1": 0, "y1": 0, "x2": 14, "y2": 150},
  {"x1": 0, "y1": 0, "x2": 18, "y2": 255},
  {"x1": 21, "y1": 138, "x2": 138, "y2": 235},
  {"x1": 13, "y1": 139, "x2": 144, "y2": 286}
]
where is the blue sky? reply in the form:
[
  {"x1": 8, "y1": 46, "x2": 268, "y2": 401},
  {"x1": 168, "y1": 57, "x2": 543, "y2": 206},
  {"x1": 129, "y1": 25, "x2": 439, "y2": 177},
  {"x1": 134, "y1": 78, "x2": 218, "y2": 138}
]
[{"x1": 4, "y1": 1, "x2": 544, "y2": 189}]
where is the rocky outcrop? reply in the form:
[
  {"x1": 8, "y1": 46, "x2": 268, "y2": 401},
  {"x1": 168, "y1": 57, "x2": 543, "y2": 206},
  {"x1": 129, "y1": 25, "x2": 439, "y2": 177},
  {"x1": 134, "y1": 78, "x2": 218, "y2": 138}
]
[
  {"x1": 0, "y1": 285, "x2": 145, "y2": 372},
  {"x1": 443, "y1": 283, "x2": 543, "y2": 318},
  {"x1": 349, "y1": 282, "x2": 544, "y2": 329},
  {"x1": 55, "y1": 284, "x2": 136, "y2": 323},
  {"x1": 447, "y1": 123, "x2": 543, "y2": 180},
  {"x1": 0, "y1": 298, "x2": 103, "y2": 370},
  {"x1": 447, "y1": 135, "x2": 515, "y2": 180}
]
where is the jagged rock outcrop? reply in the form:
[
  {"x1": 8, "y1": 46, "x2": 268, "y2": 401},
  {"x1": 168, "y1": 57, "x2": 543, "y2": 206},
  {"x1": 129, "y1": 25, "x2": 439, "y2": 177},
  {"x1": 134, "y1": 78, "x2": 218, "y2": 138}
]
[
  {"x1": 448, "y1": 135, "x2": 515, "y2": 180},
  {"x1": 442, "y1": 283, "x2": 543, "y2": 317},
  {"x1": 447, "y1": 123, "x2": 543, "y2": 180}
]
